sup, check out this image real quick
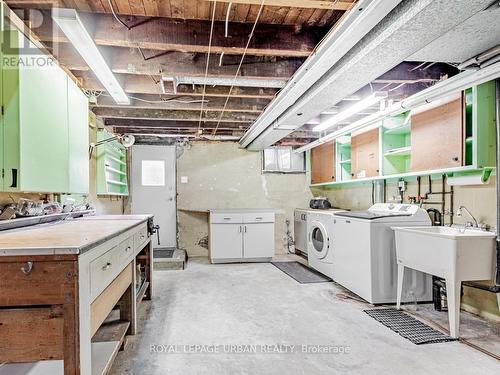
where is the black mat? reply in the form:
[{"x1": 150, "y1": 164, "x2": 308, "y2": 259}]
[
  {"x1": 271, "y1": 261, "x2": 332, "y2": 284},
  {"x1": 364, "y1": 308, "x2": 457, "y2": 345}
]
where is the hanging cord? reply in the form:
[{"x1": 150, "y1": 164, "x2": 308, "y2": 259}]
[
  {"x1": 107, "y1": 0, "x2": 131, "y2": 30},
  {"x1": 212, "y1": 0, "x2": 265, "y2": 135},
  {"x1": 197, "y1": 1, "x2": 218, "y2": 134}
]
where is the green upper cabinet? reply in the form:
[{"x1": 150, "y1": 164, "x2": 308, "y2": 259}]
[
  {"x1": 1, "y1": 29, "x2": 89, "y2": 193},
  {"x1": 67, "y1": 77, "x2": 89, "y2": 194},
  {"x1": 311, "y1": 81, "x2": 497, "y2": 187}
]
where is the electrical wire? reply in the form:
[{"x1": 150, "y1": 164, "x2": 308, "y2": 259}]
[
  {"x1": 107, "y1": 0, "x2": 131, "y2": 30},
  {"x1": 212, "y1": 0, "x2": 265, "y2": 136},
  {"x1": 99, "y1": 92, "x2": 207, "y2": 104},
  {"x1": 197, "y1": 1, "x2": 218, "y2": 134}
]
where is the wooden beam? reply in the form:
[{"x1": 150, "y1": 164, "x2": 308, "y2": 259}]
[
  {"x1": 93, "y1": 107, "x2": 259, "y2": 123},
  {"x1": 50, "y1": 43, "x2": 303, "y2": 79},
  {"x1": 205, "y1": 0, "x2": 355, "y2": 10},
  {"x1": 105, "y1": 118, "x2": 249, "y2": 129},
  {"x1": 75, "y1": 71, "x2": 279, "y2": 98},
  {"x1": 36, "y1": 12, "x2": 324, "y2": 57},
  {"x1": 95, "y1": 94, "x2": 268, "y2": 113}
]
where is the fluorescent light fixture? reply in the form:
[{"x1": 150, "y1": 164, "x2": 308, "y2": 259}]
[
  {"x1": 313, "y1": 92, "x2": 387, "y2": 132},
  {"x1": 52, "y1": 8, "x2": 130, "y2": 105},
  {"x1": 295, "y1": 59, "x2": 500, "y2": 154}
]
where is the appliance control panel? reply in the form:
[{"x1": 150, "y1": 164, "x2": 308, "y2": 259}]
[{"x1": 368, "y1": 203, "x2": 420, "y2": 215}]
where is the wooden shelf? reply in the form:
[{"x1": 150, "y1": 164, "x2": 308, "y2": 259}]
[
  {"x1": 91, "y1": 341, "x2": 122, "y2": 375},
  {"x1": 384, "y1": 123, "x2": 411, "y2": 135},
  {"x1": 384, "y1": 146, "x2": 411, "y2": 157},
  {"x1": 105, "y1": 166, "x2": 127, "y2": 176},
  {"x1": 106, "y1": 156, "x2": 126, "y2": 166},
  {"x1": 136, "y1": 281, "x2": 149, "y2": 304},
  {"x1": 107, "y1": 179, "x2": 128, "y2": 186}
]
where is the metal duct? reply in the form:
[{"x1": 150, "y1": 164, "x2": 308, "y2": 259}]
[{"x1": 246, "y1": 0, "x2": 496, "y2": 150}]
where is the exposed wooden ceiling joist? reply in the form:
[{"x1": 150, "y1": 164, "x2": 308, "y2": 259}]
[
  {"x1": 76, "y1": 71, "x2": 280, "y2": 98},
  {"x1": 94, "y1": 94, "x2": 268, "y2": 113},
  {"x1": 207, "y1": 0, "x2": 354, "y2": 11},
  {"x1": 36, "y1": 13, "x2": 325, "y2": 57},
  {"x1": 105, "y1": 119, "x2": 249, "y2": 130},
  {"x1": 50, "y1": 43, "x2": 304, "y2": 79},
  {"x1": 93, "y1": 108, "x2": 259, "y2": 123}
]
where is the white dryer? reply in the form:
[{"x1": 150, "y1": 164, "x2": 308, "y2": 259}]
[
  {"x1": 307, "y1": 209, "x2": 345, "y2": 278},
  {"x1": 332, "y1": 203, "x2": 433, "y2": 304}
]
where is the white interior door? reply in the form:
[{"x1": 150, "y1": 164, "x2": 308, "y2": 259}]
[{"x1": 131, "y1": 145, "x2": 177, "y2": 249}]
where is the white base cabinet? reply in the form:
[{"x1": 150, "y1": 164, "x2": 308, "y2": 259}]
[{"x1": 209, "y1": 210, "x2": 275, "y2": 263}]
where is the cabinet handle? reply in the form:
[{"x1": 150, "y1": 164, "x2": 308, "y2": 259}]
[
  {"x1": 239, "y1": 225, "x2": 242, "y2": 233},
  {"x1": 10, "y1": 169, "x2": 18, "y2": 188},
  {"x1": 244, "y1": 225, "x2": 247, "y2": 233},
  {"x1": 224, "y1": 217, "x2": 232, "y2": 221},
  {"x1": 126, "y1": 246, "x2": 131, "y2": 252},
  {"x1": 255, "y1": 217, "x2": 263, "y2": 221},
  {"x1": 102, "y1": 262, "x2": 112, "y2": 271},
  {"x1": 21, "y1": 261, "x2": 33, "y2": 275}
]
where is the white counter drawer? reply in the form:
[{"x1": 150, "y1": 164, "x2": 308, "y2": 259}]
[
  {"x1": 90, "y1": 236, "x2": 134, "y2": 300},
  {"x1": 210, "y1": 213, "x2": 243, "y2": 224},
  {"x1": 243, "y1": 212, "x2": 275, "y2": 223},
  {"x1": 134, "y1": 224, "x2": 149, "y2": 250}
]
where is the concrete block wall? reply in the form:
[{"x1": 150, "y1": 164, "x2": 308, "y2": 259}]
[{"x1": 176, "y1": 142, "x2": 313, "y2": 257}]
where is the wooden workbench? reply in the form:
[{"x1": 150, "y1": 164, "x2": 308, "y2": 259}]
[{"x1": 0, "y1": 215, "x2": 154, "y2": 375}]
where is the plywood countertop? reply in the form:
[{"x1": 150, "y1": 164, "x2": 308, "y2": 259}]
[{"x1": 0, "y1": 215, "x2": 151, "y2": 256}]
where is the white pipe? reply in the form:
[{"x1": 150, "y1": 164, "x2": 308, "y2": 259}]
[{"x1": 225, "y1": 2, "x2": 232, "y2": 38}]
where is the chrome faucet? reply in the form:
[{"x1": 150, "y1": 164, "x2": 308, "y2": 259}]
[{"x1": 456, "y1": 206, "x2": 479, "y2": 228}]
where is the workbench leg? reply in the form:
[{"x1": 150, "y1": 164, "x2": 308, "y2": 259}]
[
  {"x1": 145, "y1": 241, "x2": 153, "y2": 300},
  {"x1": 120, "y1": 262, "x2": 136, "y2": 336},
  {"x1": 63, "y1": 302, "x2": 80, "y2": 375}
]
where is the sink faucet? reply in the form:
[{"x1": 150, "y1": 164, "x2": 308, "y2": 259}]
[{"x1": 456, "y1": 206, "x2": 478, "y2": 228}]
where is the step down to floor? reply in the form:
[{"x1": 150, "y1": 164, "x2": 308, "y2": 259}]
[{"x1": 153, "y1": 248, "x2": 186, "y2": 271}]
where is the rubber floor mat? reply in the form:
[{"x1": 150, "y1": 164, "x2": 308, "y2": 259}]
[
  {"x1": 271, "y1": 261, "x2": 332, "y2": 284},
  {"x1": 364, "y1": 308, "x2": 457, "y2": 345}
]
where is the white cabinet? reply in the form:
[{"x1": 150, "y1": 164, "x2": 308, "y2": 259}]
[{"x1": 209, "y1": 210, "x2": 275, "y2": 263}]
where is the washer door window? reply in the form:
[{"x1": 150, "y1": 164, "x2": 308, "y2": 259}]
[{"x1": 309, "y1": 221, "x2": 329, "y2": 259}]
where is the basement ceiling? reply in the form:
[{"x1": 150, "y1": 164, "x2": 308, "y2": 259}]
[{"x1": 6, "y1": 0, "x2": 357, "y2": 142}]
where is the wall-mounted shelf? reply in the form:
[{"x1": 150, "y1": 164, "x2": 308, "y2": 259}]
[
  {"x1": 97, "y1": 130, "x2": 129, "y2": 196},
  {"x1": 384, "y1": 146, "x2": 411, "y2": 157}
]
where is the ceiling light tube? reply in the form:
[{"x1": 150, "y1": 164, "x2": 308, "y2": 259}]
[
  {"x1": 313, "y1": 92, "x2": 387, "y2": 132},
  {"x1": 52, "y1": 8, "x2": 130, "y2": 105}
]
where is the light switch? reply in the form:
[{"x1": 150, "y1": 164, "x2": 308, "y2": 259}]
[{"x1": 181, "y1": 176, "x2": 189, "y2": 184}]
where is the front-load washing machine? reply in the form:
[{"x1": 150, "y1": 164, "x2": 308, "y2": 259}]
[{"x1": 307, "y1": 209, "x2": 345, "y2": 278}]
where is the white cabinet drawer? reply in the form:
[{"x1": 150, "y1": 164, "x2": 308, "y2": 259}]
[
  {"x1": 134, "y1": 224, "x2": 149, "y2": 250},
  {"x1": 90, "y1": 236, "x2": 134, "y2": 300},
  {"x1": 210, "y1": 213, "x2": 243, "y2": 224},
  {"x1": 243, "y1": 212, "x2": 274, "y2": 223}
]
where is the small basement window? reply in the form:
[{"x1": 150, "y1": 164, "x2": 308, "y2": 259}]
[{"x1": 262, "y1": 147, "x2": 305, "y2": 173}]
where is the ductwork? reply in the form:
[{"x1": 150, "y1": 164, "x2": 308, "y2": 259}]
[
  {"x1": 239, "y1": 0, "x2": 402, "y2": 148},
  {"x1": 242, "y1": 0, "x2": 497, "y2": 150}
]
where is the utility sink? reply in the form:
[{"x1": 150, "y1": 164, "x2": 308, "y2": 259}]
[{"x1": 392, "y1": 226, "x2": 496, "y2": 338}]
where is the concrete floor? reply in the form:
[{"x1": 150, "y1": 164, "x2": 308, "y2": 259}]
[{"x1": 110, "y1": 257, "x2": 500, "y2": 375}]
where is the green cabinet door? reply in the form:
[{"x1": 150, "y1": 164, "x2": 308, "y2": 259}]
[
  {"x1": 19, "y1": 59, "x2": 69, "y2": 192},
  {"x1": 67, "y1": 76, "x2": 89, "y2": 194},
  {"x1": 2, "y1": 29, "x2": 70, "y2": 192}
]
